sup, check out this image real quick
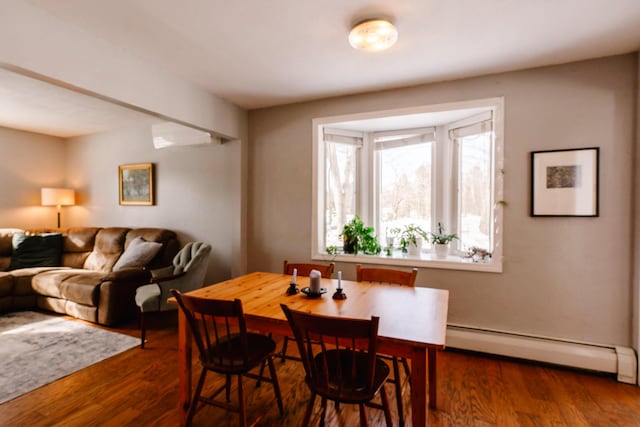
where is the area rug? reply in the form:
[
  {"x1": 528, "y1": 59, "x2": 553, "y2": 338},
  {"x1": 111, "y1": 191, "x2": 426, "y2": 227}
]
[{"x1": 0, "y1": 310, "x2": 139, "y2": 404}]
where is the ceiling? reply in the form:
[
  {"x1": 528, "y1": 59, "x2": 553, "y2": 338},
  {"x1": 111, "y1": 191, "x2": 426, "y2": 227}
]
[{"x1": 2, "y1": 0, "x2": 640, "y2": 137}]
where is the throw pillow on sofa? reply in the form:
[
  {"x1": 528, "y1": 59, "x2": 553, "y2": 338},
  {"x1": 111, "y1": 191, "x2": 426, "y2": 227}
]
[
  {"x1": 113, "y1": 236, "x2": 162, "y2": 271},
  {"x1": 8, "y1": 232, "x2": 63, "y2": 270}
]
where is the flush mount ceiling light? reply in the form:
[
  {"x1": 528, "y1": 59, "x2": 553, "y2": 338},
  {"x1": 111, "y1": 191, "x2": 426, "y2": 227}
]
[{"x1": 349, "y1": 18, "x2": 398, "y2": 52}]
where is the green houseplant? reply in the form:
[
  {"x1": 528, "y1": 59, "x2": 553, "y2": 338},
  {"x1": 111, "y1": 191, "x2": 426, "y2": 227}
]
[
  {"x1": 397, "y1": 224, "x2": 429, "y2": 255},
  {"x1": 341, "y1": 215, "x2": 381, "y2": 255},
  {"x1": 430, "y1": 222, "x2": 458, "y2": 258}
]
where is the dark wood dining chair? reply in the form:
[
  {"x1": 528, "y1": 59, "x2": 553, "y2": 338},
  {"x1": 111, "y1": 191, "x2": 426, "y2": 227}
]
[
  {"x1": 281, "y1": 304, "x2": 392, "y2": 427},
  {"x1": 171, "y1": 290, "x2": 284, "y2": 427},
  {"x1": 279, "y1": 260, "x2": 335, "y2": 362},
  {"x1": 356, "y1": 264, "x2": 417, "y2": 427}
]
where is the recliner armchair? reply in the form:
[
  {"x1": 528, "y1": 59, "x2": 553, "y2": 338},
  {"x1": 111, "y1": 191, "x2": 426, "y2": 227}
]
[{"x1": 135, "y1": 241, "x2": 212, "y2": 348}]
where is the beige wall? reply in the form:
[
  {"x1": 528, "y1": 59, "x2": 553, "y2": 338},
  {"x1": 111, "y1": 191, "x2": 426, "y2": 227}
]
[
  {"x1": 65, "y1": 125, "x2": 241, "y2": 284},
  {"x1": 0, "y1": 126, "x2": 67, "y2": 228},
  {"x1": 248, "y1": 54, "x2": 638, "y2": 346}
]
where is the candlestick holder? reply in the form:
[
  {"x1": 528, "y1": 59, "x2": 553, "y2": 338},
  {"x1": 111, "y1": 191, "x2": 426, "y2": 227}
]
[
  {"x1": 332, "y1": 287, "x2": 347, "y2": 300},
  {"x1": 286, "y1": 282, "x2": 300, "y2": 295}
]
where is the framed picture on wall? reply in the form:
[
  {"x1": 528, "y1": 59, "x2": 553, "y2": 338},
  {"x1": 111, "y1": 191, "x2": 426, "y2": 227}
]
[
  {"x1": 530, "y1": 147, "x2": 599, "y2": 217},
  {"x1": 119, "y1": 163, "x2": 154, "y2": 205}
]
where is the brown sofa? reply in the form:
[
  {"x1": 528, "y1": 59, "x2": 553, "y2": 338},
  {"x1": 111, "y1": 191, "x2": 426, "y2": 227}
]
[{"x1": 0, "y1": 227, "x2": 179, "y2": 325}]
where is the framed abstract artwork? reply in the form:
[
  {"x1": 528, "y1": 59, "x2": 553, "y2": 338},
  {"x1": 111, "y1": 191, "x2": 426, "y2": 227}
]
[
  {"x1": 119, "y1": 163, "x2": 154, "y2": 206},
  {"x1": 530, "y1": 147, "x2": 599, "y2": 217}
]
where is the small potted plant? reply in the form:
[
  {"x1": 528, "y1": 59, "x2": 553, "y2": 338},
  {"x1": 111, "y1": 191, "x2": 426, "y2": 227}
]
[
  {"x1": 397, "y1": 224, "x2": 429, "y2": 256},
  {"x1": 340, "y1": 215, "x2": 381, "y2": 255},
  {"x1": 430, "y1": 222, "x2": 458, "y2": 259}
]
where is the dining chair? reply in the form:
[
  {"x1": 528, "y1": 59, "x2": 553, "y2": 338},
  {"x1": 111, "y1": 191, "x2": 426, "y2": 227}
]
[
  {"x1": 172, "y1": 290, "x2": 284, "y2": 427},
  {"x1": 281, "y1": 304, "x2": 392, "y2": 427},
  {"x1": 279, "y1": 260, "x2": 335, "y2": 362},
  {"x1": 356, "y1": 264, "x2": 417, "y2": 427},
  {"x1": 135, "y1": 242, "x2": 211, "y2": 348}
]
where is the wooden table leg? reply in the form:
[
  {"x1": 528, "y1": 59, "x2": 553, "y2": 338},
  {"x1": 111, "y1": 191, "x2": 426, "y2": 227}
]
[
  {"x1": 178, "y1": 309, "x2": 192, "y2": 427},
  {"x1": 428, "y1": 348, "x2": 437, "y2": 409},
  {"x1": 410, "y1": 348, "x2": 428, "y2": 427}
]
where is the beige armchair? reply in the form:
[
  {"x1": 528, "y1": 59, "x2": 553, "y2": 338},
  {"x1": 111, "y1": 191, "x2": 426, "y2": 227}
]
[{"x1": 135, "y1": 241, "x2": 212, "y2": 348}]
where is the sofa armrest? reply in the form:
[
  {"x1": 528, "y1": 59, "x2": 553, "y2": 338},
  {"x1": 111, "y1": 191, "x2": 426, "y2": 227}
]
[{"x1": 101, "y1": 267, "x2": 152, "y2": 283}]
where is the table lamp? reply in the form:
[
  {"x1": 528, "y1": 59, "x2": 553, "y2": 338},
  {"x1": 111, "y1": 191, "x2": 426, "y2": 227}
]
[{"x1": 41, "y1": 187, "x2": 75, "y2": 228}]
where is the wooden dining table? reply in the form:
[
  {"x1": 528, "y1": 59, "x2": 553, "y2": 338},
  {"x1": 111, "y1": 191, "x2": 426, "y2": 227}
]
[{"x1": 171, "y1": 271, "x2": 449, "y2": 427}]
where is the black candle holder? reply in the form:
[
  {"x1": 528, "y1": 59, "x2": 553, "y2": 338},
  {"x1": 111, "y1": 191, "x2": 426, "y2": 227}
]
[
  {"x1": 286, "y1": 282, "x2": 300, "y2": 295},
  {"x1": 332, "y1": 287, "x2": 347, "y2": 300}
]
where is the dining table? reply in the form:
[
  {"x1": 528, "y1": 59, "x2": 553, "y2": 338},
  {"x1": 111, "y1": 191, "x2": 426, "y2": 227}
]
[{"x1": 170, "y1": 271, "x2": 449, "y2": 427}]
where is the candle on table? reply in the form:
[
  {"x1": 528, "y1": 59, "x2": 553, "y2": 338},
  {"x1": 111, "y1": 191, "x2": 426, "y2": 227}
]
[
  {"x1": 338, "y1": 271, "x2": 342, "y2": 289},
  {"x1": 292, "y1": 268, "x2": 297, "y2": 284}
]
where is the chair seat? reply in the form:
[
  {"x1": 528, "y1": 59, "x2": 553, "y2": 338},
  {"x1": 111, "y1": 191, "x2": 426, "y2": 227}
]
[
  {"x1": 312, "y1": 349, "x2": 390, "y2": 403},
  {"x1": 135, "y1": 284, "x2": 161, "y2": 312},
  {"x1": 203, "y1": 333, "x2": 276, "y2": 375}
]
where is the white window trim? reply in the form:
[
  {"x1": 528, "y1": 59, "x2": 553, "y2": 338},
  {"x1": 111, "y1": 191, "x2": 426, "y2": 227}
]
[{"x1": 312, "y1": 98, "x2": 504, "y2": 273}]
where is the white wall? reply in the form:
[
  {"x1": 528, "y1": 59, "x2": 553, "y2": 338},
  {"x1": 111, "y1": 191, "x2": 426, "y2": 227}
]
[
  {"x1": 65, "y1": 125, "x2": 240, "y2": 284},
  {"x1": 0, "y1": 0, "x2": 247, "y2": 140},
  {"x1": 248, "y1": 54, "x2": 638, "y2": 347},
  {"x1": 0, "y1": 126, "x2": 67, "y2": 228}
]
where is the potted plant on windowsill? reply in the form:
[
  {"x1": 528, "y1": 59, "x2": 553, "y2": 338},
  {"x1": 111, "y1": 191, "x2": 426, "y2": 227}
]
[
  {"x1": 430, "y1": 222, "x2": 458, "y2": 259},
  {"x1": 341, "y1": 216, "x2": 382, "y2": 255},
  {"x1": 397, "y1": 224, "x2": 429, "y2": 256}
]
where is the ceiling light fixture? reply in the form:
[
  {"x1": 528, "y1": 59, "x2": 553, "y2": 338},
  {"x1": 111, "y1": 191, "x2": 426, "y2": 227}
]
[{"x1": 349, "y1": 19, "x2": 398, "y2": 52}]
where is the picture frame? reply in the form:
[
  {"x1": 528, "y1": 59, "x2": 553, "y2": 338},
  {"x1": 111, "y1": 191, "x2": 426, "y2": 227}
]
[
  {"x1": 530, "y1": 147, "x2": 599, "y2": 217},
  {"x1": 118, "y1": 163, "x2": 154, "y2": 206}
]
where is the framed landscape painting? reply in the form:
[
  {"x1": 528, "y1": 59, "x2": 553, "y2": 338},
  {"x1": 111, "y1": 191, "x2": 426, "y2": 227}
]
[
  {"x1": 530, "y1": 147, "x2": 599, "y2": 217},
  {"x1": 119, "y1": 163, "x2": 154, "y2": 205}
]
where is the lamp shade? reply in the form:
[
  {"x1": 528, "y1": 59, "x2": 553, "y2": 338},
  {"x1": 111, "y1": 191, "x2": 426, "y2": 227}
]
[{"x1": 41, "y1": 188, "x2": 75, "y2": 207}]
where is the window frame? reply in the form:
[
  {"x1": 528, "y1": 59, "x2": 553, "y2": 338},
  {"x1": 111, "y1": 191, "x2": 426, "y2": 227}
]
[{"x1": 311, "y1": 98, "x2": 504, "y2": 273}]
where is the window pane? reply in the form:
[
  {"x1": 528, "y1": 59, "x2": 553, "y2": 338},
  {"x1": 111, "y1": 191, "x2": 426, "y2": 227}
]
[
  {"x1": 325, "y1": 142, "x2": 357, "y2": 248},
  {"x1": 459, "y1": 132, "x2": 492, "y2": 250},
  {"x1": 378, "y1": 143, "x2": 432, "y2": 241}
]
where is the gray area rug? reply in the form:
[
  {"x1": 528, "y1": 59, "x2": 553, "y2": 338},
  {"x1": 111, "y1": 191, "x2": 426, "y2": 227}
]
[{"x1": 0, "y1": 310, "x2": 139, "y2": 404}]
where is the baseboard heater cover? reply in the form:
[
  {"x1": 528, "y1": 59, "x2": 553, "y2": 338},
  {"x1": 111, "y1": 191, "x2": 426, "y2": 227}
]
[{"x1": 446, "y1": 325, "x2": 637, "y2": 385}]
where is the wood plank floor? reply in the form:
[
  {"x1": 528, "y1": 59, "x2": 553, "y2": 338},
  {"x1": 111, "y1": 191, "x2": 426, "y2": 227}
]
[{"x1": 1, "y1": 313, "x2": 640, "y2": 426}]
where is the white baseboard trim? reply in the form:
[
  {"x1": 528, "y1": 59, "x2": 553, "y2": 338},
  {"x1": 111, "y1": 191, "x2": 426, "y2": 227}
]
[{"x1": 446, "y1": 324, "x2": 638, "y2": 385}]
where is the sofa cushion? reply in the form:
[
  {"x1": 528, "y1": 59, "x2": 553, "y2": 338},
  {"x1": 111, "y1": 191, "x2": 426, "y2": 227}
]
[
  {"x1": 32, "y1": 269, "x2": 103, "y2": 306},
  {"x1": 84, "y1": 228, "x2": 129, "y2": 272},
  {"x1": 0, "y1": 229, "x2": 23, "y2": 271},
  {"x1": 125, "y1": 228, "x2": 179, "y2": 269},
  {"x1": 61, "y1": 227, "x2": 100, "y2": 268},
  {"x1": 113, "y1": 237, "x2": 162, "y2": 271},
  {"x1": 0, "y1": 273, "x2": 13, "y2": 297},
  {"x1": 8, "y1": 233, "x2": 63, "y2": 270}
]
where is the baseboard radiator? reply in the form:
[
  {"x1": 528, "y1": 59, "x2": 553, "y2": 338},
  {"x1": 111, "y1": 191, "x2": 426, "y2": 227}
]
[{"x1": 446, "y1": 324, "x2": 638, "y2": 385}]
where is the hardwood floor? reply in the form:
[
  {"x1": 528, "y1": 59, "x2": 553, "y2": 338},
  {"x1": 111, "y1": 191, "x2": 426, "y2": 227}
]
[{"x1": 1, "y1": 314, "x2": 639, "y2": 426}]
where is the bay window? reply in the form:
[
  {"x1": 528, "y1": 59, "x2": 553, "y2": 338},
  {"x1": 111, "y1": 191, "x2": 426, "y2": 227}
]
[{"x1": 312, "y1": 98, "x2": 504, "y2": 272}]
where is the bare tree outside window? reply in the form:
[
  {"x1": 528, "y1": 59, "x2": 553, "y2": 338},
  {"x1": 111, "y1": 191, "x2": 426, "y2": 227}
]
[
  {"x1": 378, "y1": 143, "x2": 432, "y2": 240},
  {"x1": 458, "y1": 132, "x2": 492, "y2": 250},
  {"x1": 325, "y1": 142, "x2": 357, "y2": 247}
]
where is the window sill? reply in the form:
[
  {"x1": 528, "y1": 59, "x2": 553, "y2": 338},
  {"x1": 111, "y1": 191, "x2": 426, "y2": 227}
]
[{"x1": 312, "y1": 250, "x2": 502, "y2": 273}]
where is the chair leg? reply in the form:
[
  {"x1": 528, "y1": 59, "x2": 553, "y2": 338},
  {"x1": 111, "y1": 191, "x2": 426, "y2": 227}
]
[
  {"x1": 392, "y1": 357, "x2": 404, "y2": 427},
  {"x1": 303, "y1": 392, "x2": 316, "y2": 427},
  {"x1": 320, "y1": 397, "x2": 327, "y2": 427},
  {"x1": 238, "y1": 374, "x2": 247, "y2": 427},
  {"x1": 267, "y1": 356, "x2": 284, "y2": 416},
  {"x1": 186, "y1": 368, "x2": 207, "y2": 427},
  {"x1": 358, "y1": 403, "x2": 368, "y2": 427},
  {"x1": 402, "y1": 357, "x2": 412, "y2": 387},
  {"x1": 280, "y1": 336, "x2": 290, "y2": 362},
  {"x1": 379, "y1": 385, "x2": 393, "y2": 427},
  {"x1": 139, "y1": 310, "x2": 146, "y2": 349},
  {"x1": 225, "y1": 374, "x2": 231, "y2": 402},
  {"x1": 256, "y1": 359, "x2": 266, "y2": 387}
]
